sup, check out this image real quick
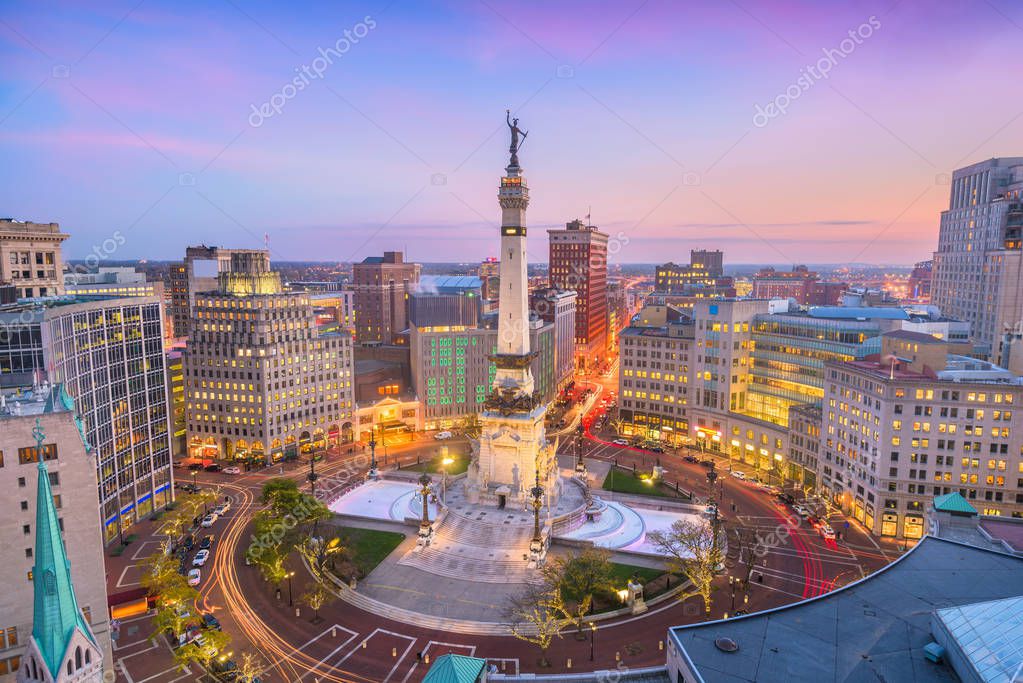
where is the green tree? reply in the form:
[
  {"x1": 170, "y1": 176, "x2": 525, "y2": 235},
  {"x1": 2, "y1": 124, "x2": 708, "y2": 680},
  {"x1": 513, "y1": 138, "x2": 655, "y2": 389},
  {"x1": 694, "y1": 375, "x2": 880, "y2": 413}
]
[
  {"x1": 261, "y1": 478, "x2": 299, "y2": 506},
  {"x1": 649, "y1": 519, "x2": 723, "y2": 615},
  {"x1": 175, "y1": 628, "x2": 231, "y2": 682},
  {"x1": 543, "y1": 547, "x2": 615, "y2": 615}
]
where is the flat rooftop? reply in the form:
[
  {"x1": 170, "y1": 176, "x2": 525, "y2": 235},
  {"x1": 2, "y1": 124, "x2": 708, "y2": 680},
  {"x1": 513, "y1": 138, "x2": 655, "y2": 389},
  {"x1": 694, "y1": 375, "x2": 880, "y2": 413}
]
[
  {"x1": 0, "y1": 384, "x2": 72, "y2": 418},
  {"x1": 669, "y1": 536, "x2": 1023, "y2": 683}
]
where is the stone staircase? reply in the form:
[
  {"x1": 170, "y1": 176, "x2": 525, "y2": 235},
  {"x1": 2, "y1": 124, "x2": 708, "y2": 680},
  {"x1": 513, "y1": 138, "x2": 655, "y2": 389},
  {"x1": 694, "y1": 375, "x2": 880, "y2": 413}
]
[{"x1": 397, "y1": 509, "x2": 537, "y2": 583}]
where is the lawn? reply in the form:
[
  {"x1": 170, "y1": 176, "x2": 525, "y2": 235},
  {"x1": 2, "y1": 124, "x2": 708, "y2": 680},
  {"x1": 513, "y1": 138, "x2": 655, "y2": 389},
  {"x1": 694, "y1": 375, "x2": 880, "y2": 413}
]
[
  {"x1": 609, "y1": 562, "x2": 663, "y2": 586},
  {"x1": 406, "y1": 451, "x2": 470, "y2": 476},
  {"x1": 601, "y1": 468, "x2": 675, "y2": 498},
  {"x1": 333, "y1": 526, "x2": 406, "y2": 578}
]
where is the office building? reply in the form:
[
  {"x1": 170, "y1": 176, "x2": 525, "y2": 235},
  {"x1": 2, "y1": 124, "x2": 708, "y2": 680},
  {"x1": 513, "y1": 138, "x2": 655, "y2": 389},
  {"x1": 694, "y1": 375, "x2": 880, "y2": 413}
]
[
  {"x1": 0, "y1": 295, "x2": 173, "y2": 543},
  {"x1": 548, "y1": 219, "x2": 608, "y2": 372},
  {"x1": 654, "y1": 250, "x2": 729, "y2": 294},
  {"x1": 932, "y1": 157, "x2": 1023, "y2": 365},
  {"x1": 751, "y1": 265, "x2": 845, "y2": 305},
  {"x1": 165, "y1": 342, "x2": 186, "y2": 459},
  {"x1": 352, "y1": 251, "x2": 420, "y2": 345},
  {"x1": 0, "y1": 385, "x2": 112, "y2": 681},
  {"x1": 0, "y1": 219, "x2": 68, "y2": 299},
  {"x1": 63, "y1": 267, "x2": 162, "y2": 300},
  {"x1": 408, "y1": 276, "x2": 483, "y2": 329},
  {"x1": 530, "y1": 288, "x2": 577, "y2": 390},
  {"x1": 410, "y1": 313, "x2": 556, "y2": 431},
  {"x1": 907, "y1": 260, "x2": 933, "y2": 302},
  {"x1": 183, "y1": 257, "x2": 355, "y2": 463},
  {"x1": 822, "y1": 331, "x2": 1023, "y2": 537},
  {"x1": 477, "y1": 257, "x2": 500, "y2": 301},
  {"x1": 168, "y1": 245, "x2": 270, "y2": 339}
]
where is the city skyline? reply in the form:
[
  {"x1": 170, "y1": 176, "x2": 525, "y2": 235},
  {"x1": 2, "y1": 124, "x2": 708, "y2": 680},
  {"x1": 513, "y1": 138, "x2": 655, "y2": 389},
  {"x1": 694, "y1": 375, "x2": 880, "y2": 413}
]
[{"x1": 2, "y1": 1, "x2": 1022, "y2": 264}]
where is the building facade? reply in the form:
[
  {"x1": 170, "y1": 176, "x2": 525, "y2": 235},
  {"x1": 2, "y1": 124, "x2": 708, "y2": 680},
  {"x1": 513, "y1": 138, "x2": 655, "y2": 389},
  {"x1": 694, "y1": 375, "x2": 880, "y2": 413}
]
[
  {"x1": 530, "y1": 288, "x2": 576, "y2": 390},
  {"x1": 63, "y1": 267, "x2": 162, "y2": 300},
  {"x1": 352, "y1": 251, "x2": 420, "y2": 345},
  {"x1": 548, "y1": 219, "x2": 608, "y2": 373},
  {"x1": 183, "y1": 265, "x2": 354, "y2": 463},
  {"x1": 0, "y1": 386, "x2": 112, "y2": 681},
  {"x1": 0, "y1": 220, "x2": 68, "y2": 300},
  {"x1": 169, "y1": 246, "x2": 270, "y2": 339},
  {"x1": 654, "y1": 250, "x2": 729, "y2": 294},
  {"x1": 822, "y1": 333, "x2": 1023, "y2": 538},
  {"x1": 932, "y1": 157, "x2": 1023, "y2": 365}
]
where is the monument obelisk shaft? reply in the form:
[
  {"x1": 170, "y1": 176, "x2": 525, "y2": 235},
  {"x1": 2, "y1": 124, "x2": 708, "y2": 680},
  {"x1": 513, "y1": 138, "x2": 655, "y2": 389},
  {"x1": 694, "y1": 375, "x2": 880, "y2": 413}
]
[{"x1": 466, "y1": 112, "x2": 559, "y2": 508}]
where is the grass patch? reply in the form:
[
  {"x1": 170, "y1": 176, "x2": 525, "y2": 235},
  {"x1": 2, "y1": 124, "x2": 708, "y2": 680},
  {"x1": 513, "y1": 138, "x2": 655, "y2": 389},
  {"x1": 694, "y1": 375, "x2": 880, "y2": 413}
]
[
  {"x1": 609, "y1": 562, "x2": 663, "y2": 586},
  {"x1": 601, "y1": 469, "x2": 674, "y2": 498},
  {"x1": 406, "y1": 452, "x2": 469, "y2": 476},
  {"x1": 334, "y1": 526, "x2": 406, "y2": 578}
]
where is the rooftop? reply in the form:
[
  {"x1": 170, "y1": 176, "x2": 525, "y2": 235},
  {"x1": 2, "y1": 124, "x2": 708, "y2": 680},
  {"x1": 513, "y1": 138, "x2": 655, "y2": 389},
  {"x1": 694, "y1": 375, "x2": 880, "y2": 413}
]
[
  {"x1": 0, "y1": 383, "x2": 73, "y2": 418},
  {"x1": 669, "y1": 536, "x2": 1023, "y2": 683},
  {"x1": 932, "y1": 492, "x2": 977, "y2": 515}
]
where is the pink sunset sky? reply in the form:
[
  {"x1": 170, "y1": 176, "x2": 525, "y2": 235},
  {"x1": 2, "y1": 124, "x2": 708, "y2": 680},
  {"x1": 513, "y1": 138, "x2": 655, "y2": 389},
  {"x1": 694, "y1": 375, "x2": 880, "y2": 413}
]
[{"x1": 1, "y1": 0, "x2": 1022, "y2": 264}]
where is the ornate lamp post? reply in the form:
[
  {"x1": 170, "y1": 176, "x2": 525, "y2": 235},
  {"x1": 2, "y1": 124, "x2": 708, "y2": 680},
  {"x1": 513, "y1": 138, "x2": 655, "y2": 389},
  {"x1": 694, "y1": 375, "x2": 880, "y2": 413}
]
[
  {"x1": 440, "y1": 447, "x2": 453, "y2": 504},
  {"x1": 529, "y1": 470, "x2": 545, "y2": 563},
  {"x1": 308, "y1": 450, "x2": 319, "y2": 498},
  {"x1": 367, "y1": 430, "x2": 378, "y2": 479},
  {"x1": 574, "y1": 424, "x2": 586, "y2": 474},
  {"x1": 417, "y1": 472, "x2": 433, "y2": 546}
]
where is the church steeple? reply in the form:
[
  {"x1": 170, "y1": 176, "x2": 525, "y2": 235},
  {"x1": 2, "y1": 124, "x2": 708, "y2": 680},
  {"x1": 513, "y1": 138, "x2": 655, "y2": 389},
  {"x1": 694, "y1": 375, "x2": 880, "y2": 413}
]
[{"x1": 18, "y1": 419, "x2": 101, "y2": 683}]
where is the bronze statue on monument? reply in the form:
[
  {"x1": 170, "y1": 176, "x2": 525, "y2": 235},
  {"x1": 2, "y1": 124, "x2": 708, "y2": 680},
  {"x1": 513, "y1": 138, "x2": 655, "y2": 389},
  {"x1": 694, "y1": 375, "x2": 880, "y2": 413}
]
[{"x1": 506, "y1": 109, "x2": 527, "y2": 166}]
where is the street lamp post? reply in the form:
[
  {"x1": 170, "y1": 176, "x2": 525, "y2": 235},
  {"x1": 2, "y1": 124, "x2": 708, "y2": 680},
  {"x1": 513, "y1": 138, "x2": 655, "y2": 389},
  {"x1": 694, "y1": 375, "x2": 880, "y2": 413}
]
[
  {"x1": 589, "y1": 622, "x2": 597, "y2": 661},
  {"x1": 368, "y1": 431, "x2": 378, "y2": 479},
  {"x1": 308, "y1": 451, "x2": 319, "y2": 498},
  {"x1": 575, "y1": 424, "x2": 586, "y2": 474},
  {"x1": 441, "y1": 449, "x2": 453, "y2": 504},
  {"x1": 729, "y1": 576, "x2": 736, "y2": 613},
  {"x1": 287, "y1": 570, "x2": 295, "y2": 607}
]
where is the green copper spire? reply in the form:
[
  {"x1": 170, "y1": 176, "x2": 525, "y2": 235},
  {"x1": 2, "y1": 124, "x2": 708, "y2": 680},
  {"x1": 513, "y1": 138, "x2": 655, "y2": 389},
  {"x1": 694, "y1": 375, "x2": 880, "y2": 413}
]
[{"x1": 29, "y1": 418, "x2": 95, "y2": 679}]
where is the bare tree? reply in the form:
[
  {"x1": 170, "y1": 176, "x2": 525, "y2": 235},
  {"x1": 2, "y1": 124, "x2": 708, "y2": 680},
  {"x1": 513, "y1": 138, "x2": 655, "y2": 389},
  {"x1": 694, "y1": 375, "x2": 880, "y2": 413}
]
[
  {"x1": 504, "y1": 582, "x2": 565, "y2": 667},
  {"x1": 649, "y1": 519, "x2": 723, "y2": 615},
  {"x1": 729, "y1": 525, "x2": 767, "y2": 587}
]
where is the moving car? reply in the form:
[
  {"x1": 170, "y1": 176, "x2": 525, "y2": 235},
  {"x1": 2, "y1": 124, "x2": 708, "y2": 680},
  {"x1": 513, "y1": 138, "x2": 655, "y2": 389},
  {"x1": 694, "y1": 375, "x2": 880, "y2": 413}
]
[
  {"x1": 192, "y1": 549, "x2": 210, "y2": 567},
  {"x1": 819, "y1": 524, "x2": 836, "y2": 540},
  {"x1": 200, "y1": 513, "x2": 218, "y2": 528},
  {"x1": 187, "y1": 569, "x2": 201, "y2": 586},
  {"x1": 223, "y1": 466, "x2": 241, "y2": 475},
  {"x1": 699, "y1": 459, "x2": 714, "y2": 468},
  {"x1": 434, "y1": 431, "x2": 453, "y2": 440},
  {"x1": 730, "y1": 470, "x2": 746, "y2": 480},
  {"x1": 612, "y1": 438, "x2": 629, "y2": 446},
  {"x1": 683, "y1": 455, "x2": 699, "y2": 464}
]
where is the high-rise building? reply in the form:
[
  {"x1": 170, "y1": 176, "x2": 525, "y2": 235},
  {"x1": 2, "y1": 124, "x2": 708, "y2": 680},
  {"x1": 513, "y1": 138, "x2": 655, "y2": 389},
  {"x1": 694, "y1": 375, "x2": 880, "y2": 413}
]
[
  {"x1": 530, "y1": 288, "x2": 577, "y2": 390},
  {"x1": 183, "y1": 258, "x2": 355, "y2": 463},
  {"x1": 0, "y1": 296, "x2": 173, "y2": 543},
  {"x1": 932, "y1": 158, "x2": 1023, "y2": 365},
  {"x1": 478, "y1": 257, "x2": 500, "y2": 301},
  {"x1": 907, "y1": 260, "x2": 933, "y2": 302},
  {"x1": 654, "y1": 250, "x2": 728, "y2": 294},
  {"x1": 548, "y1": 219, "x2": 608, "y2": 373},
  {"x1": 0, "y1": 219, "x2": 68, "y2": 299},
  {"x1": 408, "y1": 276, "x2": 483, "y2": 329},
  {"x1": 352, "y1": 251, "x2": 420, "y2": 346},
  {"x1": 0, "y1": 385, "x2": 112, "y2": 682},
  {"x1": 822, "y1": 331, "x2": 1023, "y2": 537},
  {"x1": 169, "y1": 246, "x2": 270, "y2": 339}
]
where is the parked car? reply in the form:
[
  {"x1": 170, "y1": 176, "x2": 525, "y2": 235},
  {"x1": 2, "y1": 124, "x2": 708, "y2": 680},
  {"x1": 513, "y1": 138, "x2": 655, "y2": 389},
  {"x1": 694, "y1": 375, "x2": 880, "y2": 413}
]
[
  {"x1": 187, "y1": 569, "x2": 201, "y2": 586},
  {"x1": 819, "y1": 524, "x2": 836, "y2": 540},
  {"x1": 183, "y1": 535, "x2": 195, "y2": 550},
  {"x1": 730, "y1": 470, "x2": 746, "y2": 480},
  {"x1": 200, "y1": 514, "x2": 218, "y2": 528},
  {"x1": 201, "y1": 613, "x2": 221, "y2": 630},
  {"x1": 699, "y1": 459, "x2": 714, "y2": 468},
  {"x1": 683, "y1": 455, "x2": 699, "y2": 464},
  {"x1": 647, "y1": 445, "x2": 664, "y2": 454},
  {"x1": 776, "y1": 492, "x2": 795, "y2": 505},
  {"x1": 192, "y1": 549, "x2": 210, "y2": 567},
  {"x1": 612, "y1": 438, "x2": 629, "y2": 446},
  {"x1": 792, "y1": 505, "x2": 809, "y2": 518},
  {"x1": 188, "y1": 463, "x2": 203, "y2": 471},
  {"x1": 223, "y1": 466, "x2": 241, "y2": 475},
  {"x1": 434, "y1": 431, "x2": 453, "y2": 440},
  {"x1": 204, "y1": 463, "x2": 221, "y2": 472},
  {"x1": 199, "y1": 535, "x2": 214, "y2": 550}
]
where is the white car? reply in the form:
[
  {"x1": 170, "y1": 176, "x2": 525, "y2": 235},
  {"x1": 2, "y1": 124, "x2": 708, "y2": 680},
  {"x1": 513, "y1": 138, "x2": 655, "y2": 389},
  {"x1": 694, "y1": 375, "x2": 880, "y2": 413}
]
[
  {"x1": 729, "y1": 470, "x2": 746, "y2": 480},
  {"x1": 434, "y1": 431, "x2": 453, "y2": 440},
  {"x1": 200, "y1": 514, "x2": 218, "y2": 528},
  {"x1": 792, "y1": 505, "x2": 809, "y2": 518},
  {"x1": 192, "y1": 549, "x2": 210, "y2": 566},
  {"x1": 612, "y1": 439, "x2": 629, "y2": 446},
  {"x1": 820, "y1": 525, "x2": 836, "y2": 540},
  {"x1": 187, "y1": 569, "x2": 201, "y2": 586},
  {"x1": 223, "y1": 466, "x2": 241, "y2": 475},
  {"x1": 217, "y1": 500, "x2": 231, "y2": 514}
]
